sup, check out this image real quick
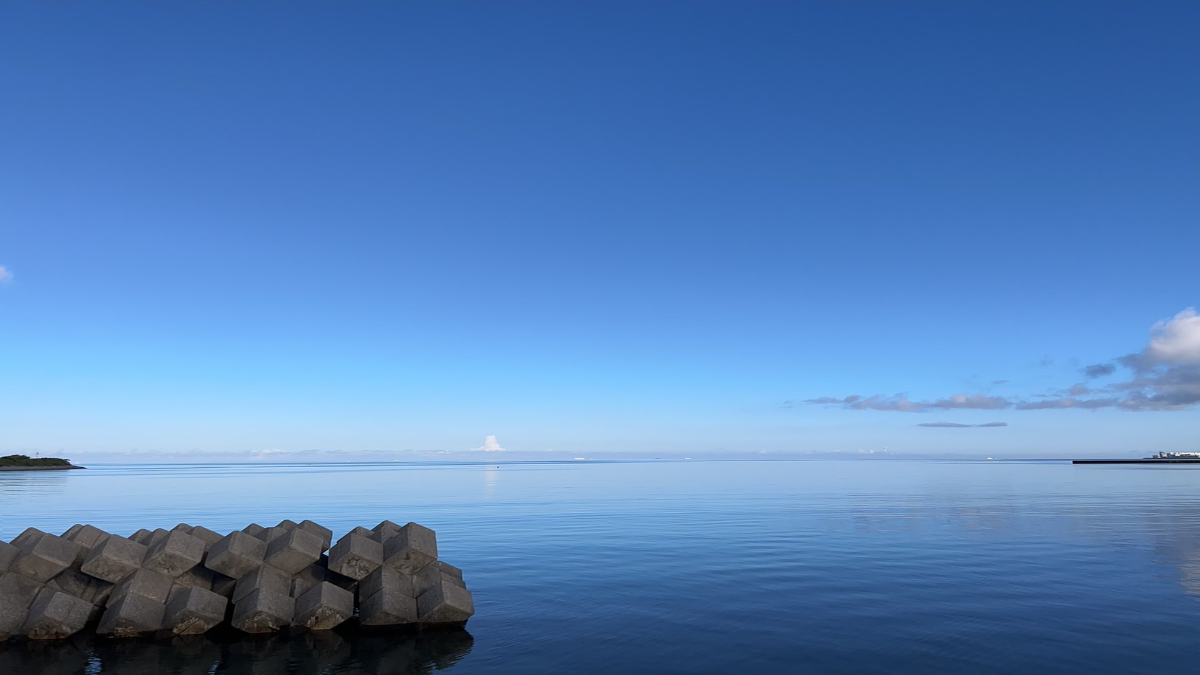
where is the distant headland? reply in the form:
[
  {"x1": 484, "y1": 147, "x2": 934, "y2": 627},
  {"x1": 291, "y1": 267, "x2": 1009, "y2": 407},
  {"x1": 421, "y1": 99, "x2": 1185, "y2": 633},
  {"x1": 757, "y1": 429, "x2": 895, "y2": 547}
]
[{"x1": 0, "y1": 454, "x2": 85, "y2": 471}]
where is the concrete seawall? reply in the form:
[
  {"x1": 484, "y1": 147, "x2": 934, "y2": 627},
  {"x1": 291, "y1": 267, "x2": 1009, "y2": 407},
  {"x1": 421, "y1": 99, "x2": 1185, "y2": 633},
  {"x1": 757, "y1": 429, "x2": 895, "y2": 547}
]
[{"x1": 0, "y1": 520, "x2": 474, "y2": 641}]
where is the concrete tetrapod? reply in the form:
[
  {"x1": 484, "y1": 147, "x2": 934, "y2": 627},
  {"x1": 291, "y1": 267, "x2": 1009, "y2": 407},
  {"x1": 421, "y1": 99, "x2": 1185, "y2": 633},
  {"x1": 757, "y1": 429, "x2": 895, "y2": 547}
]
[{"x1": 0, "y1": 518, "x2": 474, "y2": 641}]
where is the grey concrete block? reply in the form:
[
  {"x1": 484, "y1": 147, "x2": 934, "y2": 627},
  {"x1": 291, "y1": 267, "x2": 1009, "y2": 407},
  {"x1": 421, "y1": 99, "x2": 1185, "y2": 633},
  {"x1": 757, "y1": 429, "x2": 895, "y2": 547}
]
[
  {"x1": 109, "y1": 568, "x2": 174, "y2": 606},
  {"x1": 232, "y1": 564, "x2": 290, "y2": 604},
  {"x1": 11, "y1": 533, "x2": 82, "y2": 583},
  {"x1": 148, "y1": 528, "x2": 171, "y2": 548},
  {"x1": 11, "y1": 528, "x2": 45, "y2": 549},
  {"x1": 0, "y1": 573, "x2": 43, "y2": 639},
  {"x1": 299, "y1": 520, "x2": 333, "y2": 551},
  {"x1": 65, "y1": 524, "x2": 110, "y2": 551},
  {"x1": 264, "y1": 528, "x2": 322, "y2": 575},
  {"x1": 205, "y1": 531, "x2": 267, "y2": 579},
  {"x1": 359, "y1": 586, "x2": 417, "y2": 627},
  {"x1": 173, "y1": 564, "x2": 215, "y2": 591},
  {"x1": 22, "y1": 588, "x2": 92, "y2": 639},
  {"x1": 210, "y1": 573, "x2": 237, "y2": 598},
  {"x1": 294, "y1": 582, "x2": 353, "y2": 630},
  {"x1": 143, "y1": 530, "x2": 206, "y2": 578},
  {"x1": 370, "y1": 520, "x2": 403, "y2": 543},
  {"x1": 413, "y1": 562, "x2": 464, "y2": 597},
  {"x1": 61, "y1": 524, "x2": 84, "y2": 539},
  {"x1": 290, "y1": 562, "x2": 329, "y2": 599},
  {"x1": 360, "y1": 565, "x2": 415, "y2": 602},
  {"x1": 46, "y1": 568, "x2": 114, "y2": 606},
  {"x1": 253, "y1": 526, "x2": 291, "y2": 544},
  {"x1": 130, "y1": 529, "x2": 154, "y2": 545},
  {"x1": 188, "y1": 526, "x2": 224, "y2": 551},
  {"x1": 81, "y1": 534, "x2": 148, "y2": 584},
  {"x1": 230, "y1": 587, "x2": 294, "y2": 634},
  {"x1": 276, "y1": 519, "x2": 299, "y2": 530},
  {"x1": 164, "y1": 586, "x2": 228, "y2": 635},
  {"x1": 416, "y1": 576, "x2": 475, "y2": 625},
  {"x1": 382, "y1": 523, "x2": 438, "y2": 574},
  {"x1": 0, "y1": 541, "x2": 17, "y2": 574},
  {"x1": 172, "y1": 523, "x2": 193, "y2": 533},
  {"x1": 242, "y1": 523, "x2": 265, "y2": 537},
  {"x1": 64, "y1": 524, "x2": 110, "y2": 567},
  {"x1": 438, "y1": 561, "x2": 465, "y2": 582},
  {"x1": 327, "y1": 533, "x2": 383, "y2": 580},
  {"x1": 97, "y1": 593, "x2": 166, "y2": 637},
  {"x1": 346, "y1": 526, "x2": 374, "y2": 539}
]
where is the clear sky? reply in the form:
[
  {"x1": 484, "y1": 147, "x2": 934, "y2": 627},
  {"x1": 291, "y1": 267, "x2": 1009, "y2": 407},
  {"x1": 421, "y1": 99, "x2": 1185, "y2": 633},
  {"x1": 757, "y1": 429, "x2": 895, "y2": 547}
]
[{"x1": 2, "y1": 2, "x2": 1198, "y2": 458}]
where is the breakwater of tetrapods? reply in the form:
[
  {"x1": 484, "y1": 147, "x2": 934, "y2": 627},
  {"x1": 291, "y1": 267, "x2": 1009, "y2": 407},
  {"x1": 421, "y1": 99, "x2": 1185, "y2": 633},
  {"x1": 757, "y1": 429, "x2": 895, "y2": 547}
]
[{"x1": 0, "y1": 520, "x2": 474, "y2": 641}]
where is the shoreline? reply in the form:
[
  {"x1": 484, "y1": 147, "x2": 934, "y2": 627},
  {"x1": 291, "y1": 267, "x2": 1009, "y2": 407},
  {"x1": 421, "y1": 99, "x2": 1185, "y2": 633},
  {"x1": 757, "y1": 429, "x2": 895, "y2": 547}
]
[{"x1": 0, "y1": 465, "x2": 86, "y2": 472}]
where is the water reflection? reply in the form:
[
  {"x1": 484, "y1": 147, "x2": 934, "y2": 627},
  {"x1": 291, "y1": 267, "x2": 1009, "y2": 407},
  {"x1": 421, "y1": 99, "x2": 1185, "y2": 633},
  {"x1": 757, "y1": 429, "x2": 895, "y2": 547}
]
[
  {"x1": 0, "y1": 628, "x2": 473, "y2": 674},
  {"x1": 0, "y1": 472, "x2": 71, "y2": 497}
]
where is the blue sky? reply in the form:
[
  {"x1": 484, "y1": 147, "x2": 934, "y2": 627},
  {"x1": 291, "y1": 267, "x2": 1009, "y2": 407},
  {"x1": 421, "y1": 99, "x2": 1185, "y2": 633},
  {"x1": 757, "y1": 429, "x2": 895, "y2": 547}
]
[{"x1": 2, "y1": 2, "x2": 1198, "y2": 458}]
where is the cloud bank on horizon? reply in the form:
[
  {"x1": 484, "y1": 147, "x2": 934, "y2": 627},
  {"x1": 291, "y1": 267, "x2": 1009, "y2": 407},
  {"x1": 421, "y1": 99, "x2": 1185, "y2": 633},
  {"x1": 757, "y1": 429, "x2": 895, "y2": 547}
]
[{"x1": 806, "y1": 307, "x2": 1200, "y2": 413}]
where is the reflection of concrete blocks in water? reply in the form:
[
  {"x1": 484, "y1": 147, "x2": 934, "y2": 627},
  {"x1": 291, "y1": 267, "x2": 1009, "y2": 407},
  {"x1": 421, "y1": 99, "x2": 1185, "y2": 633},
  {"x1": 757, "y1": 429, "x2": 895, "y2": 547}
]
[
  {"x1": 164, "y1": 586, "x2": 228, "y2": 635},
  {"x1": 109, "y1": 568, "x2": 174, "y2": 606},
  {"x1": 298, "y1": 520, "x2": 333, "y2": 551},
  {"x1": 0, "y1": 573, "x2": 44, "y2": 639},
  {"x1": 230, "y1": 587, "x2": 294, "y2": 634},
  {"x1": 382, "y1": 523, "x2": 438, "y2": 574},
  {"x1": 81, "y1": 535, "x2": 148, "y2": 584},
  {"x1": 97, "y1": 593, "x2": 166, "y2": 637},
  {"x1": 417, "y1": 576, "x2": 475, "y2": 625},
  {"x1": 264, "y1": 528, "x2": 322, "y2": 575},
  {"x1": 23, "y1": 588, "x2": 93, "y2": 639},
  {"x1": 232, "y1": 564, "x2": 290, "y2": 604},
  {"x1": 327, "y1": 533, "x2": 383, "y2": 580},
  {"x1": 143, "y1": 530, "x2": 206, "y2": 578},
  {"x1": 205, "y1": 531, "x2": 267, "y2": 579},
  {"x1": 294, "y1": 581, "x2": 354, "y2": 630},
  {"x1": 11, "y1": 533, "x2": 82, "y2": 583}
]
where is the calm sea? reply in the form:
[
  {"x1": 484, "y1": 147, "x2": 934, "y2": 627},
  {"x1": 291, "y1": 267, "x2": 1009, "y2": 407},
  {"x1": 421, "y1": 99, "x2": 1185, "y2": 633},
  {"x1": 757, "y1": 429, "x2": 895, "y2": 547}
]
[{"x1": 3, "y1": 459, "x2": 1200, "y2": 674}]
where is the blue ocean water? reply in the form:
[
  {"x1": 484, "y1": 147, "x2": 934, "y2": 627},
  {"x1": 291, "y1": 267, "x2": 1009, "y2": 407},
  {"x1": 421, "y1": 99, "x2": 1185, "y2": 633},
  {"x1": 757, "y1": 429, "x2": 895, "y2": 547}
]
[{"x1": 2, "y1": 459, "x2": 1200, "y2": 674}]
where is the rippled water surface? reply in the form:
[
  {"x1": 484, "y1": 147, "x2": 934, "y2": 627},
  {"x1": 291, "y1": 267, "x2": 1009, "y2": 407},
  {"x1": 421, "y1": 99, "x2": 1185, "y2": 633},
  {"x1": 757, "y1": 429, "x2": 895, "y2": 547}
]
[{"x1": 3, "y1": 459, "x2": 1200, "y2": 674}]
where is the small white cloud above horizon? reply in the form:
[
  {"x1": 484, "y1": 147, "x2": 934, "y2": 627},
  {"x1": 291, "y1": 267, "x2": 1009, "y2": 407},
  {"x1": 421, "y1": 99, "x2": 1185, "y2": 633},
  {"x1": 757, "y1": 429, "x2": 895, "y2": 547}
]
[
  {"x1": 472, "y1": 435, "x2": 505, "y2": 452},
  {"x1": 0, "y1": 265, "x2": 12, "y2": 283}
]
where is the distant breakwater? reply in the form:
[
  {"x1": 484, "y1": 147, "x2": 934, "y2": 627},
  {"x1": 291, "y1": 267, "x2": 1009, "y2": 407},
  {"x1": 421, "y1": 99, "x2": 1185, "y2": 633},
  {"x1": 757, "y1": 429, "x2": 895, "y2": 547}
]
[{"x1": 0, "y1": 519, "x2": 474, "y2": 642}]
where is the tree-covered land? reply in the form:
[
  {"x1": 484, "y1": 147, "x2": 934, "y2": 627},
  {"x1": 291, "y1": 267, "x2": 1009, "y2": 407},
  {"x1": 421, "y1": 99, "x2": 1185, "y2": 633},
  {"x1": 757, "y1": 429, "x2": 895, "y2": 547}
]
[{"x1": 0, "y1": 454, "x2": 75, "y2": 467}]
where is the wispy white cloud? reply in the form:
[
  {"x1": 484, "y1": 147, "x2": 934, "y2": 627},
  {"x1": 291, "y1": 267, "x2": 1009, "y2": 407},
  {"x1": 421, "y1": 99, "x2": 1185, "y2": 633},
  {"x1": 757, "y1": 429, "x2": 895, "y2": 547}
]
[
  {"x1": 0, "y1": 265, "x2": 12, "y2": 283},
  {"x1": 471, "y1": 435, "x2": 505, "y2": 452}
]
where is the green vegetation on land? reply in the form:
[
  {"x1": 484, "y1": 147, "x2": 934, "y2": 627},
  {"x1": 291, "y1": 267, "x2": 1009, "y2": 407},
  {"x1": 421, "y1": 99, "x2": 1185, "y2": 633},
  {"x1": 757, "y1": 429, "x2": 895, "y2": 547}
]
[{"x1": 0, "y1": 454, "x2": 75, "y2": 468}]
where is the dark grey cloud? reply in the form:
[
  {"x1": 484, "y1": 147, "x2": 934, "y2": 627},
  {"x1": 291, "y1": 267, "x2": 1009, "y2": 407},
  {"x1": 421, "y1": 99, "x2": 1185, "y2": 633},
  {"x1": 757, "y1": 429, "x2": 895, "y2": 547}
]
[
  {"x1": 917, "y1": 422, "x2": 1008, "y2": 428},
  {"x1": 1082, "y1": 363, "x2": 1116, "y2": 378},
  {"x1": 803, "y1": 394, "x2": 1012, "y2": 413}
]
